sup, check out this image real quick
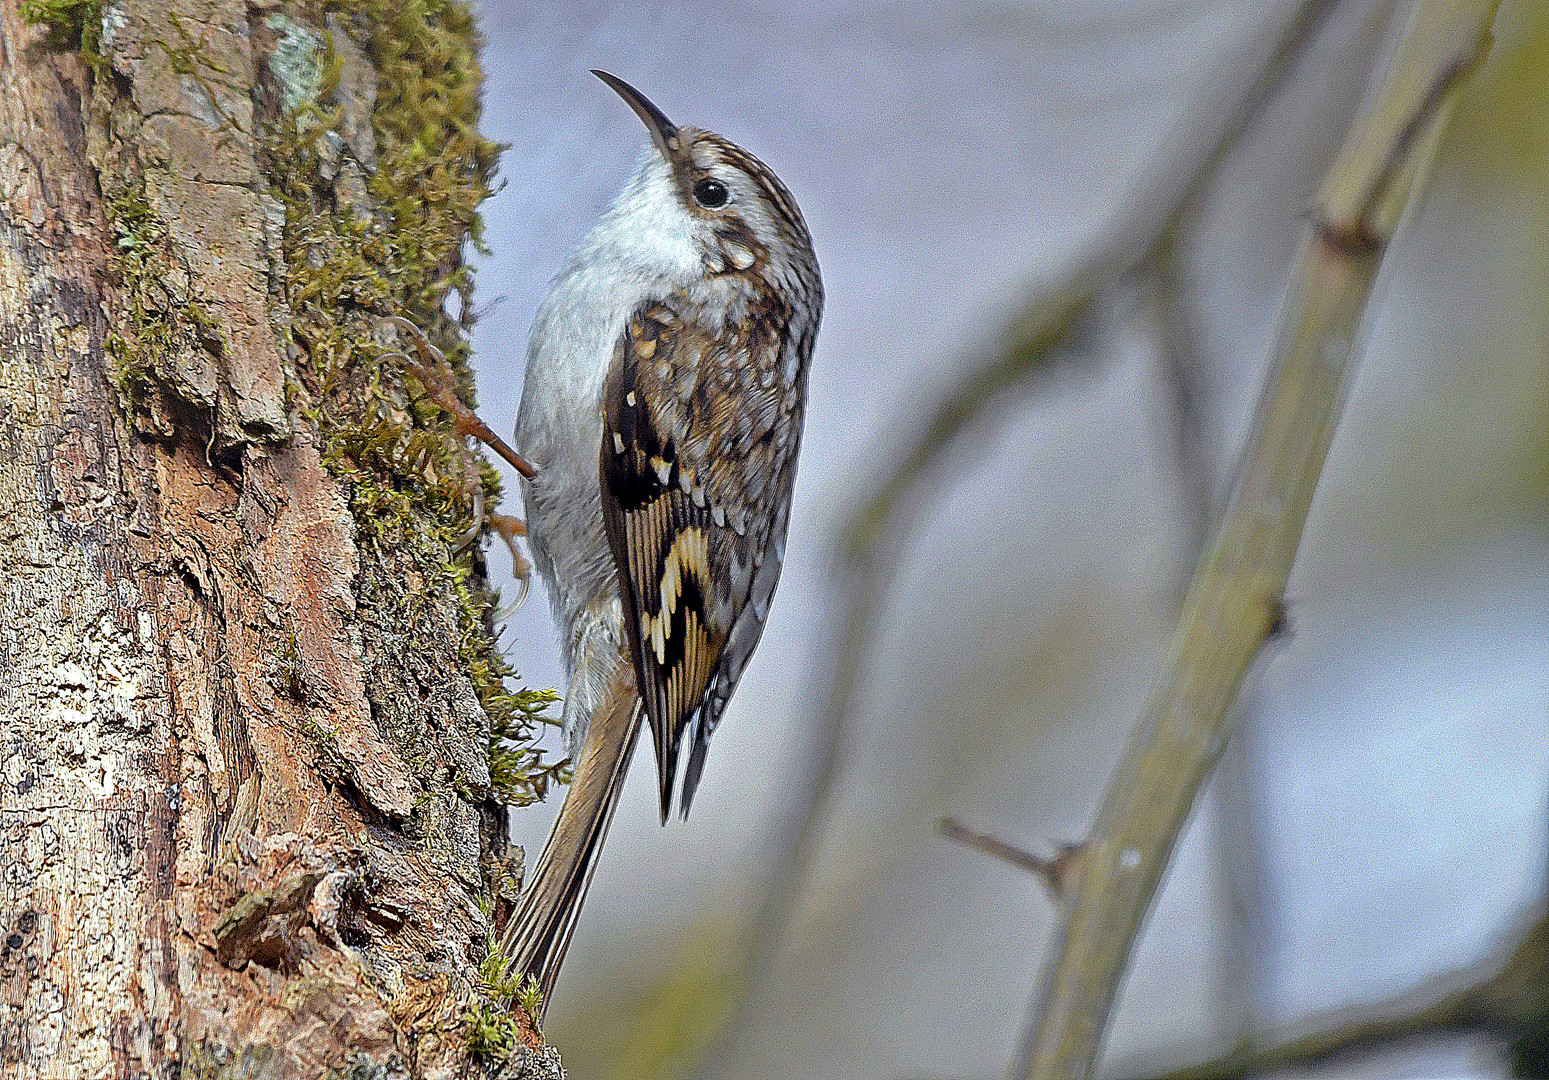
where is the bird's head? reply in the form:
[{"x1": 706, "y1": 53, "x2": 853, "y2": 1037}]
[{"x1": 592, "y1": 70, "x2": 818, "y2": 289}]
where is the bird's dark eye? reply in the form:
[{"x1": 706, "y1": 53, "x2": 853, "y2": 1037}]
[{"x1": 693, "y1": 178, "x2": 729, "y2": 208}]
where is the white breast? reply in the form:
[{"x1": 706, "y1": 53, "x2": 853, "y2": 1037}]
[{"x1": 513, "y1": 146, "x2": 705, "y2": 678}]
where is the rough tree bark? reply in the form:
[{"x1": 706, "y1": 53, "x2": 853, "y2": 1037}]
[{"x1": 0, "y1": 0, "x2": 563, "y2": 1075}]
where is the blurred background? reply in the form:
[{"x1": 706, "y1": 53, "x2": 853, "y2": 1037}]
[{"x1": 462, "y1": 1, "x2": 1549, "y2": 1077}]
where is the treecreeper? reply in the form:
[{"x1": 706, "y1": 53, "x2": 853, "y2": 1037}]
[{"x1": 499, "y1": 70, "x2": 823, "y2": 1010}]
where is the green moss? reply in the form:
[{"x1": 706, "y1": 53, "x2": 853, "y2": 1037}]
[
  {"x1": 488, "y1": 686, "x2": 562, "y2": 806},
  {"x1": 464, "y1": 998, "x2": 521, "y2": 1062},
  {"x1": 464, "y1": 930, "x2": 545, "y2": 1062},
  {"x1": 19, "y1": 0, "x2": 100, "y2": 56},
  {"x1": 260, "y1": 0, "x2": 562, "y2": 806}
]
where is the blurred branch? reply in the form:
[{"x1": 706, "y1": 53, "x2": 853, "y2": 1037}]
[
  {"x1": 1014, "y1": 3, "x2": 1501, "y2": 1079},
  {"x1": 895, "y1": 905, "x2": 1548, "y2": 1080},
  {"x1": 692, "y1": 4, "x2": 1358, "y2": 1077},
  {"x1": 1110, "y1": 903, "x2": 1549, "y2": 1080},
  {"x1": 1150, "y1": 238, "x2": 1216, "y2": 579},
  {"x1": 1204, "y1": 722, "x2": 1263, "y2": 1052},
  {"x1": 838, "y1": 0, "x2": 1354, "y2": 570}
]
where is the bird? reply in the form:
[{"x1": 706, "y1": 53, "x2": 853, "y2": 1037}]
[{"x1": 500, "y1": 70, "x2": 822, "y2": 1009}]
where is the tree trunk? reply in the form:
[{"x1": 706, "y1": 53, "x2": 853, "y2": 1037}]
[{"x1": 0, "y1": 0, "x2": 561, "y2": 1074}]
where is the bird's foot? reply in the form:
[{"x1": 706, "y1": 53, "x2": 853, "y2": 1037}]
[
  {"x1": 384, "y1": 316, "x2": 535, "y2": 605},
  {"x1": 490, "y1": 513, "x2": 532, "y2": 609},
  {"x1": 385, "y1": 315, "x2": 537, "y2": 479}
]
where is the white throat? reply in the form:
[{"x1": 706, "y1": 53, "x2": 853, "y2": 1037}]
[{"x1": 577, "y1": 148, "x2": 703, "y2": 284}]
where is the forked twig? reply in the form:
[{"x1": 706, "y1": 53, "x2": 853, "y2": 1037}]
[{"x1": 940, "y1": 818, "x2": 1084, "y2": 901}]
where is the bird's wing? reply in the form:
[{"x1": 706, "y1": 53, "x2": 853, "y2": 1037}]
[{"x1": 600, "y1": 295, "x2": 807, "y2": 818}]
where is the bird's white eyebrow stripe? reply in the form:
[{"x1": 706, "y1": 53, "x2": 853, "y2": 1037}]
[{"x1": 699, "y1": 134, "x2": 810, "y2": 240}]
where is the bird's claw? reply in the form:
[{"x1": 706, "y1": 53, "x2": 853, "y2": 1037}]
[
  {"x1": 386, "y1": 316, "x2": 539, "y2": 480},
  {"x1": 491, "y1": 513, "x2": 532, "y2": 612},
  {"x1": 384, "y1": 316, "x2": 536, "y2": 611}
]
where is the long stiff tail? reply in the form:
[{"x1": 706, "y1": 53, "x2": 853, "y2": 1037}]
[{"x1": 501, "y1": 662, "x2": 643, "y2": 1012}]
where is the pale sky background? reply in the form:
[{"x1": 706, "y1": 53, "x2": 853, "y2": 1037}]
[{"x1": 462, "y1": 2, "x2": 1549, "y2": 1077}]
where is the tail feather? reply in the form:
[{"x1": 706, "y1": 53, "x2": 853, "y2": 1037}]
[
  {"x1": 654, "y1": 704, "x2": 676, "y2": 826},
  {"x1": 501, "y1": 662, "x2": 642, "y2": 1011},
  {"x1": 677, "y1": 714, "x2": 712, "y2": 819}
]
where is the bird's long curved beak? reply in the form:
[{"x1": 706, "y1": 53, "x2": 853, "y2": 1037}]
[{"x1": 592, "y1": 70, "x2": 679, "y2": 158}]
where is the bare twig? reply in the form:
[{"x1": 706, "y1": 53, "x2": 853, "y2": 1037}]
[
  {"x1": 940, "y1": 818, "x2": 1084, "y2": 900},
  {"x1": 900, "y1": 904, "x2": 1545, "y2": 1080},
  {"x1": 1014, "y1": 4, "x2": 1501, "y2": 1078},
  {"x1": 837, "y1": 0, "x2": 1357, "y2": 569},
  {"x1": 1204, "y1": 726, "x2": 1263, "y2": 1051}
]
